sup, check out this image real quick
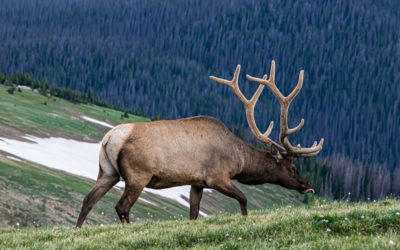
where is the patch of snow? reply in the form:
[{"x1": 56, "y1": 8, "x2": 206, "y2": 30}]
[
  {"x1": 0, "y1": 136, "x2": 100, "y2": 180},
  {"x1": 17, "y1": 85, "x2": 32, "y2": 91},
  {"x1": 0, "y1": 135, "x2": 209, "y2": 216},
  {"x1": 6, "y1": 155, "x2": 22, "y2": 162},
  {"x1": 81, "y1": 116, "x2": 114, "y2": 128}
]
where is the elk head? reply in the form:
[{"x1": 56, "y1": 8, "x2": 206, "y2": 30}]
[{"x1": 210, "y1": 61, "x2": 324, "y2": 194}]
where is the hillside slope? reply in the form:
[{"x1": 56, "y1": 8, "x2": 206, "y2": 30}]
[
  {"x1": 1, "y1": 199, "x2": 399, "y2": 249},
  {"x1": 0, "y1": 85, "x2": 303, "y2": 227},
  {"x1": 0, "y1": 155, "x2": 189, "y2": 228}
]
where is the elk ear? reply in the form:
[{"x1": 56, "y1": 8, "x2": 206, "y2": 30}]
[{"x1": 271, "y1": 145, "x2": 284, "y2": 161}]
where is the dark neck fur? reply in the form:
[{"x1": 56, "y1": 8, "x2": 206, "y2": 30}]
[{"x1": 233, "y1": 144, "x2": 279, "y2": 185}]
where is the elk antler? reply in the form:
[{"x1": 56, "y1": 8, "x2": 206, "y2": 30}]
[
  {"x1": 210, "y1": 61, "x2": 324, "y2": 158},
  {"x1": 209, "y1": 65, "x2": 286, "y2": 152},
  {"x1": 246, "y1": 61, "x2": 324, "y2": 157}
]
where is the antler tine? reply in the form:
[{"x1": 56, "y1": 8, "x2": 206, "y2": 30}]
[
  {"x1": 246, "y1": 60, "x2": 324, "y2": 158},
  {"x1": 283, "y1": 138, "x2": 324, "y2": 157},
  {"x1": 246, "y1": 60, "x2": 284, "y2": 100},
  {"x1": 210, "y1": 65, "x2": 249, "y2": 105},
  {"x1": 210, "y1": 66, "x2": 284, "y2": 150}
]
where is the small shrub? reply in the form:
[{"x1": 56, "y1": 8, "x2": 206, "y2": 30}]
[{"x1": 7, "y1": 86, "x2": 15, "y2": 94}]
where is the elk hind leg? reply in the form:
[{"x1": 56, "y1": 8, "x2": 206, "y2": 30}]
[
  {"x1": 213, "y1": 181, "x2": 248, "y2": 216},
  {"x1": 189, "y1": 186, "x2": 204, "y2": 220},
  {"x1": 115, "y1": 175, "x2": 151, "y2": 224},
  {"x1": 76, "y1": 169, "x2": 119, "y2": 228}
]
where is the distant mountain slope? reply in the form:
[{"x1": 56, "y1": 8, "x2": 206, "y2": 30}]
[
  {"x1": 0, "y1": 0, "x2": 398, "y2": 170},
  {"x1": 0, "y1": 85, "x2": 303, "y2": 227}
]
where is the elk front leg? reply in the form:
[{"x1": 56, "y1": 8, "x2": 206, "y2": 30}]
[
  {"x1": 189, "y1": 186, "x2": 203, "y2": 220},
  {"x1": 213, "y1": 182, "x2": 248, "y2": 216}
]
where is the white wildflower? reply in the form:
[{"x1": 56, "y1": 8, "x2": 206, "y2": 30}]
[
  {"x1": 319, "y1": 215, "x2": 324, "y2": 218},
  {"x1": 238, "y1": 237, "x2": 242, "y2": 241},
  {"x1": 326, "y1": 228, "x2": 331, "y2": 232},
  {"x1": 389, "y1": 240, "x2": 394, "y2": 245},
  {"x1": 100, "y1": 224, "x2": 104, "y2": 227},
  {"x1": 361, "y1": 215, "x2": 364, "y2": 219},
  {"x1": 396, "y1": 212, "x2": 400, "y2": 216},
  {"x1": 16, "y1": 222, "x2": 20, "y2": 227},
  {"x1": 292, "y1": 239, "x2": 296, "y2": 243},
  {"x1": 224, "y1": 233, "x2": 229, "y2": 238},
  {"x1": 269, "y1": 238, "x2": 273, "y2": 242}
]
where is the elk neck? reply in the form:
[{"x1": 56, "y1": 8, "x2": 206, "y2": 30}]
[{"x1": 232, "y1": 144, "x2": 279, "y2": 185}]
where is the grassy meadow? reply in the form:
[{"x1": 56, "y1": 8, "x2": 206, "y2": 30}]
[
  {"x1": 0, "y1": 84, "x2": 149, "y2": 141},
  {"x1": 0, "y1": 199, "x2": 399, "y2": 249}
]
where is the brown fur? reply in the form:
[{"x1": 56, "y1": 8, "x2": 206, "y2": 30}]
[{"x1": 75, "y1": 116, "x2": 313, "y2": 228}]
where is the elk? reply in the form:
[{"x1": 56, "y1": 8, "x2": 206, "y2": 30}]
[{"x1": 75, "y1": 61, "x2": 323, "y2": 228}]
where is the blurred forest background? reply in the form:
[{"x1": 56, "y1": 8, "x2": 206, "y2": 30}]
[{"x1": 0, "y1": 0, "x2": 399, "y2": 200}]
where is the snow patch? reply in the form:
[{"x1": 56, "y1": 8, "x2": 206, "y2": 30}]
[
  {"x1": 81, "y1": 116, "x2": 114, "y2": 128},
  {"x1": 6, "y1": 155, "x2": 22, "y2": 162},
  {"x1": 17, "y1": 85, "x2": 32, "y2": 91},
  {"x1": 0, "y1": 135, "x2": 209, "y2": 216},
  {"x1": 0, "y1": 136, "x2": 100, "y2": 180}
]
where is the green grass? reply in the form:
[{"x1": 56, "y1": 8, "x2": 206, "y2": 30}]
[
  {"x1": 0, "y1": 199, "x2": 399, "y2": 249},
  {"x1": 0, "y1": 84, "x2": 149, "y2": 140}
]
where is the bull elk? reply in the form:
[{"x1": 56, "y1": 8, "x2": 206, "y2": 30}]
[{"x1": 76, "y1": 61, "x2": 323, "y2": 228}]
